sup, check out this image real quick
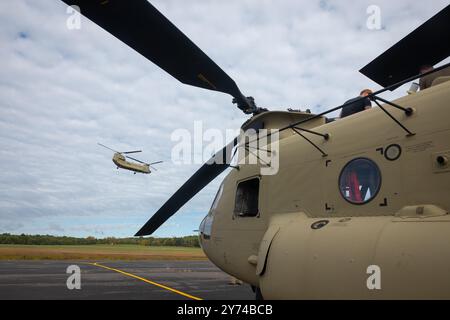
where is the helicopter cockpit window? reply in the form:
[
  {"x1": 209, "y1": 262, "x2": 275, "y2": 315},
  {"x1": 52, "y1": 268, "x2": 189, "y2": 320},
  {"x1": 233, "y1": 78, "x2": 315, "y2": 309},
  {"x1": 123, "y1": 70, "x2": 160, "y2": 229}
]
[
  {"x1": 234, "y1": 178, "x2": 260, "y2": 217},
  {"x1": 210, "y1": 184, "x2": 224, "y2": 213},
  {"x1": 199, "y1": 215, "x2": 213, "y2": 239},
  {"x1": 339, "y1": 158, "x2": 381, "y2": 204}
]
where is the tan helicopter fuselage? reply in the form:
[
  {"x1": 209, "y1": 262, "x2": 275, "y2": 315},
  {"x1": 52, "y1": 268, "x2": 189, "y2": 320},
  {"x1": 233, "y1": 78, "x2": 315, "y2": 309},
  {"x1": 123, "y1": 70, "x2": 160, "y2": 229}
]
[
  {"x1": 200, "y1": 79, "x2": 450, "y2": 299},
  {"x1": 112, "y1": 153, "x2": 150, "y2": 174}
]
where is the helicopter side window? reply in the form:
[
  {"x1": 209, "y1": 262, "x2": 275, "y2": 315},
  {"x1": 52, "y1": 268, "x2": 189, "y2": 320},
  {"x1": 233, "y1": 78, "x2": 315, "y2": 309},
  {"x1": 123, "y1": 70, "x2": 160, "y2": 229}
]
[
  {"x1": 234, "y1": 178, "x2": 260, "y2": 217},
  {"x1": 339, "y1": 158, "x2": 381, "y2": 204}
]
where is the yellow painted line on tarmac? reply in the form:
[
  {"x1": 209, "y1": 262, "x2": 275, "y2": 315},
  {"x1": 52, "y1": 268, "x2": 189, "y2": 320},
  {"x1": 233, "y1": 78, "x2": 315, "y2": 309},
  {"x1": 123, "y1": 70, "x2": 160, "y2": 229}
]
[{"x1": 88, "y1": 262, "x2": 202, "y2": 300}]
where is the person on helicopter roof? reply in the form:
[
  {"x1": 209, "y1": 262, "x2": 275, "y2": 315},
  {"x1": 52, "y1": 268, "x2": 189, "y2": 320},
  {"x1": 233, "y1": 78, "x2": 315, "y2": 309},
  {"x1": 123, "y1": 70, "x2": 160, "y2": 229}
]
[
  {"x1": 419, "y1": 64, "x2": 450, "y2": 90},
  {"x1": 339, "y1": 89, "x2": 373, "y2": 118}
]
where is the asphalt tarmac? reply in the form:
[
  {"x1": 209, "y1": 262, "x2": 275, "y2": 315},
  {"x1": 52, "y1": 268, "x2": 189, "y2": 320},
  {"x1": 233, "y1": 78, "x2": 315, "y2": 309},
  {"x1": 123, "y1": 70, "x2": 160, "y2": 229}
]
[{"x1": 0, "y1": 260, "x2": 254, "y2": 300}]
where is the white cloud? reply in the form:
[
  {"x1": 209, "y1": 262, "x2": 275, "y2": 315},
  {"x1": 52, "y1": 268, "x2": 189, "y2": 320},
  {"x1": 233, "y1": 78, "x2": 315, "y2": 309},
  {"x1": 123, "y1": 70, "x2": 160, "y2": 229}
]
[{"x1": 0, "y1": 0, "x2": 448, "y2": 237}]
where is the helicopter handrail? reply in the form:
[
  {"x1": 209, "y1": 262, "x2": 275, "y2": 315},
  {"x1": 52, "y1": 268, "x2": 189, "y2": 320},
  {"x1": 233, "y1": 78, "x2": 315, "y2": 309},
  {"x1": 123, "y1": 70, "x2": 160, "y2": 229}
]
[
  {"x1": 371, "y1": 98, "x2": 415, "y2": 137},
  {"x1": 291, "y1": 127, "x2": 328, "y2": 157},
  {"x1": 234, "y1": 61, "x2": 450, "y2": 158},
  {"x1": 282, "y1": 61, "x2": 450, "y2": 133}
]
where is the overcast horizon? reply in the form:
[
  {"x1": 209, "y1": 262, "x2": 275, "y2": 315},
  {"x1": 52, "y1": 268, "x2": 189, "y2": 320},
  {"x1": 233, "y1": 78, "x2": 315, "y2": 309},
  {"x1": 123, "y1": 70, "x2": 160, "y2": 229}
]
[{"x1": 1, "y1": 0, "x2": 449, "y2": 238}]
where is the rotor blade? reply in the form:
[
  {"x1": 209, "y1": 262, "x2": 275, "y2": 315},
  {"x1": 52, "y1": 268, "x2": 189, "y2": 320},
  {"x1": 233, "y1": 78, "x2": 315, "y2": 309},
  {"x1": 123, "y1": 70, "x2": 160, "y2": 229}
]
[
  {"x1": 360, "y1": 5, "x2": 450, "y2": 88},
  {"x1": 125, "y1": 155, "x2": 146, "y2": 164},
  {"x1": 98, "y1": 143, "x2": 119, "y2": 153},
  {"x1": 149, "y1": 161, "x2": 163, "y2": 171},
  {"x1": 122, "y1": 150, "x2": 142, "y2": 154},
  {"x1": 61, "y1": 0, "x2": 250, "y2": 110},
  {"x1": 148, "y1": 161, "x2": 163, "y2": 166},
  {"x1": 135, "y1": 138, "x2": 237, "y2": 236}
]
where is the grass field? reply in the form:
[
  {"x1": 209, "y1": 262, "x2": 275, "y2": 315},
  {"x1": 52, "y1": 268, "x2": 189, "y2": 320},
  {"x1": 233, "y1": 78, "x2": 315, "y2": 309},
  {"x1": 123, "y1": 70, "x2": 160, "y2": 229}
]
[{"x1": 0, "y1": 244, "x2": 207, "y2": 261}]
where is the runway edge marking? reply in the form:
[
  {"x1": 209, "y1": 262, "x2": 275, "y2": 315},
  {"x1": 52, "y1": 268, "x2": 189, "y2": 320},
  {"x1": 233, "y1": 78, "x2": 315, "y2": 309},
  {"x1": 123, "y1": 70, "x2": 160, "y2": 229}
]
[{"x1": 88, "y1": 262, "x2": 203, "y2": 300}]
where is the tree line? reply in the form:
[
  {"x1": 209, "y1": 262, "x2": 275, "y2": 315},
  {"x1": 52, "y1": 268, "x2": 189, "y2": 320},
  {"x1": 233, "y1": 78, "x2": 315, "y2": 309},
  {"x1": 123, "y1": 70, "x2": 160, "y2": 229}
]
[{"x1": 0, "y1": 233, "x2": 200, "y2": 247}]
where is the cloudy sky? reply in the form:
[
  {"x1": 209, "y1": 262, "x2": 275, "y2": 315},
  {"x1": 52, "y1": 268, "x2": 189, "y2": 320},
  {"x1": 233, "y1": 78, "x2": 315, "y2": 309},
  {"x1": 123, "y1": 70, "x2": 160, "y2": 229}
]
[{"x1": 0, "y1": 0, "x2": 448, "y2": 238}]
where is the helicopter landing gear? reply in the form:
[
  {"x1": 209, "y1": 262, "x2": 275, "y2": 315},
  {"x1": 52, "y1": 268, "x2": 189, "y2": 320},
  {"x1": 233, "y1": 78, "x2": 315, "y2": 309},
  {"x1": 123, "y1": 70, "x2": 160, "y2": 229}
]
[
  {"x1": 251, "y1": 285, "x2": 264, "y2": 300},
  {"x1": 255, "y1": 287, "x2": 264, "y2": 300}
]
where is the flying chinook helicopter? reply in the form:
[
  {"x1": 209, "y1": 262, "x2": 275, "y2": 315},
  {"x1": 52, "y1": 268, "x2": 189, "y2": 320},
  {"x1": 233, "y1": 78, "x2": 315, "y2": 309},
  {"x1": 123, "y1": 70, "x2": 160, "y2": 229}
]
[
  {"x1": 98, "y1": 143, "x2": 163, "y2": 174},
  {"x1": 63, "y1": 1, "x2": 450, "y2": 299}
]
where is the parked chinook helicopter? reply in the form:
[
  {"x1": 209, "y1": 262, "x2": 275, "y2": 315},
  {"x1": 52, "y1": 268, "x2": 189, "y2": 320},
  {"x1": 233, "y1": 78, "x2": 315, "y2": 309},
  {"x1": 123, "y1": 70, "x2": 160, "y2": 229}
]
[
  {"x1": 98, "y1": 143, "x2": 162, "y2": 174},
  {"x1": 63, "y1": 1, "x2": 450, "y2": 299}
]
